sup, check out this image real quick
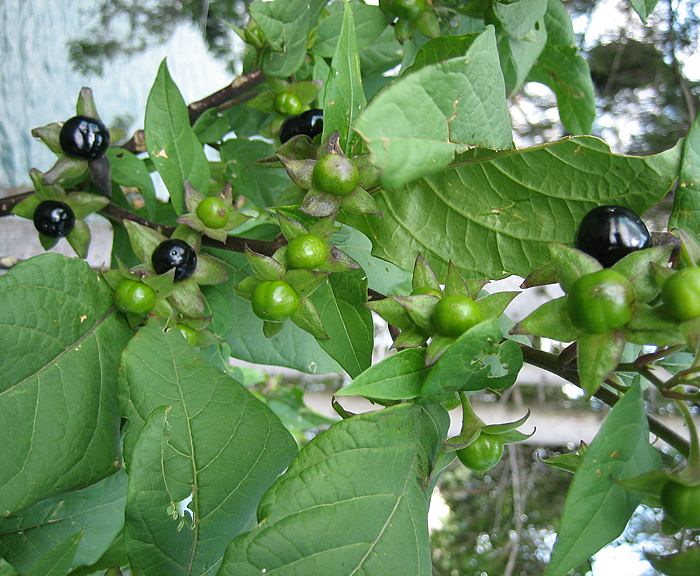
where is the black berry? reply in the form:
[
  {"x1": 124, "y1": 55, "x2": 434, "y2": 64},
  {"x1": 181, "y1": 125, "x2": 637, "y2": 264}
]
[
  {"x1": 33, "y1": 201, "x2": 75, "y2": 238},
  {"x1": 151, "y1": 239, "x2": 197, "y2": 281},
  {"x1": 59, "y1": 115, "x2": 110, "y2": 160},
  {"x1": 575, "y1": 205, "x2": 651, "y2": 267},
  {"x1": 279, "y1": 109, "x2": 324, "y2": 144}
]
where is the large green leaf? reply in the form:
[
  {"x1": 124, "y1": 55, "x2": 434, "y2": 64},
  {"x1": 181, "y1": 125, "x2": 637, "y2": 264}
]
[
  {"x1": 420, "y1": 319, "x2": 522, "y2": 401},
  {"x1": 547, "y1": 382, "x2": 660, "y2": 576},
  {"x1": 345, "y1": 136, "x2": 681, "y2": 279},
  {"x1": 354, "y1": 26, "x2": 512, "y2": 188},
  {"x1": 250, "y1": 0, "x2": 326, "y2": 77},
  {"x1": 145, "y1": 60, "x2": 210, "y2": 214},
  {"x1": 202, "y1": 249, "x2": 342, "y2": 374},
  {"x1": 312, "y1": 1, "x2": 388, "y2": 59},
  {"x1": 218, "y1": 403, "x2": 449, "y2": 576},
  {"x1": 528, "y1": 0, "x2": 595, "y2": 134},
  {"x1": 322, "y1": 1, "x2": 367, "y2": 151},
  {"x1": 312, "y1": 270, "x2": 374, "y2": 378},
  {"x1": 0, "y1": 472, "x2": 126, "y2": 572},
  {"x1": 26, "y1": 532, "x2": 82, "y2": 576},
  {"x1": 0, "y1": 254, "x2": 130, "y2": 516},
  {"x1": 670, "y1": 112, "x2": 700, "y2": 232},
  {"x1": 120, "y1": 322, "x2": 297, "y2": 575}
]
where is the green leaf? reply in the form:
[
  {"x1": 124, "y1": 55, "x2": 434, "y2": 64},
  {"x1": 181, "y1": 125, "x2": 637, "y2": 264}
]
[
  {"x1": 0, "y1": 472, "x2": 126, "y2": 572},
  {"x1": 66, "y1": 533, "x2": 127, "y2": 576},
  {"x1": 670, "y1": 111, "x2": 700, "y2": 232},
  {"x1": 337, "y1": 348, "x2": 429, "y2": 400},
  {"x1": 629, "y1": 0, "x2": 660, "y2": 24},
  {"x1": 514, "y1": 297, "x2": 581, "y2": 342},
  {"x1": 250, "y1": 0, "x2": 325, "y2": 77},
  {"x1": 203, "y1": 249, "x2": 342, "y2": 374},
  {"x1": 354, "y1": 27, "x2": 512, "y2": 188},
  {"x1": 106, "y1": 148, "x2": 158, "y2": 220},
  {"x1": 611, "y1": 246, "x2": 673, "y2": 303},
  {"x1": 322, "y1": 1, "x2": 366, "y2": 152},
  {"x1": 218, "y1": 404, "x2": 448, "y2": 576},
  {"x1": 312, "y1": 1, "x2": 388, "y2": 60},
  {"x1": 576, "y1": 332, "x2": 625, "y2": 396},
  {"x1": 291, "y1": 297, "x2": 328, "y2": 339},
  {"x1": 145, "y1": 60, "x2": 210, "y2": 214},
  {"x1": 332, "y1": 224, "x2": 412, "y2": 295},
  {"x1": 0, "y1": 254, "x2": 130, "y2": 516},
  {"x1": 344, "y1": 136, "x2": 681, "y2": 279},
  {"x1": 547, "y1": 382, "x2": 660, "y2": 576},
  {"x1": 528, "y1": 0, "x2": 595, "y2": 134},
  {"x1": 312, "y1": 270, "x2": 374, "y2": 377},
  {"x1": 408, "y1": 35, "x2": 479, "y2": 72},
  {"x1": 476, "y1": 291, "x2": 519, "y2": 320},
  {"x1": 421, "y1": 318, "x2": 523, "y2": 401},
  {"x1": 26, "y1": 531, "x2": 82, "y2": 576},
  {"x1": 120, "y1": 323, "x2": 297, "y2": 574},
  {"x1": 221, "y1": 139, "x2": 298, "y2": 208},
  {"x1": 647, "y1": 546, "x2": 700, "y2": 576},
  {"x1": 550, "y1": 243, "x2": 602, "y2": 292}
]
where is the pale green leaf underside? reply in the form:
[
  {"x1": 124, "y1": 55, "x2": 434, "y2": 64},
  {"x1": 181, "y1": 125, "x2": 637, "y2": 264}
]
[
  {"x1": 0, "y1": 254, "x2": 130, "y2": 516},
  {"x1": 345, "y1": 136, "x2": 681, "y2": 280},
  {"x1": 218, "y1": 404, "x2": 449, "y2": 576},
  {"x1": 120, "y1": 322, "x2": 297, "y2": 575},
  {"x1": 354, "y1": 26, "x2": 512, "y2": 188}
]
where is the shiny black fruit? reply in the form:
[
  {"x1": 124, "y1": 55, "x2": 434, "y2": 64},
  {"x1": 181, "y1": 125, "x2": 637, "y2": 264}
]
[
  {"x1": 151, "y1": 239, "x2": 197, "y2": 281},
  {"x1": 59, "y1": 115, "x2": 110, "y2": 160},
  {"x1": 279, "y1": 109, "x2": 324, "y2": 144},
  {"x1": 33, "y1": 200, "x2": 75, "y2": 238},
  {"x1": 575, "y1": 205, "x2": 651, "y2": 267}
]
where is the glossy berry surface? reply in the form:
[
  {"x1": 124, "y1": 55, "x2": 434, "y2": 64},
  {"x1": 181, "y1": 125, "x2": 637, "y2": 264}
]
[
  {"x1": 393, "y1": 0, "x2": 427, "y2": 20},
  {"x1": 59, "y1": 115, "x2": 110, "y2": 160},
  {"x1": 456, "y1": 433, "x2": 504, "y2": 473},
  {"x1": 151, "y1": 239, "x2": 197, "y2": 282},
  {"x1": 275, "y1": 92, "x2": 303, "y2": 116},
  {"x1": 662, "y1": 267, "x2": 700, "y2": 322},
  {"x1": 114, "y1": 279, "x2": 156, "y2": 315},
  {"x1": 432, "y1": 294, "x2": 481, "y2": 337},
  {"x1": 312, "y1": 154, "x2": 360, "y2": 196},
  {"x1": 660, "y1": 480, "x2": 700, "y2": 529},
  {"x1": 33, "y1": 200, "x2": 75, "y2": 238},
  {"x1": 252, "y1": 280, "x2": 299, "y2": 322},
  {"x1": 575, "y1": 205, "x2": 651, "y2": 267},
  {"x1": 567, "y1": 269, "x2": 634, "y2": 334},
  {"x1": 286, "y1": 234, "x2": 328, "y2": 269},
  {"x1": 279, "y1": 108, "x2": 324, "y2": 144},
  {"x1": 175, "y1": 324, "x2": 199, "y2": 347},
  {"x1": 196, "y1": 196, "x2": 230, "y2": 229}
]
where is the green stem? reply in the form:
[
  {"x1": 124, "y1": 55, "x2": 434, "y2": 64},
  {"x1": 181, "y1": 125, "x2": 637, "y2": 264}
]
[{"x1": 675, "y1": 399, "x2": 700, "y2": 470}]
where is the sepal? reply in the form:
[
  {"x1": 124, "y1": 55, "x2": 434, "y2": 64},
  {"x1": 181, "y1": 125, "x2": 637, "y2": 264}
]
[{"x1": 66, "y1": 219, "x2": 91, "y2": 258}]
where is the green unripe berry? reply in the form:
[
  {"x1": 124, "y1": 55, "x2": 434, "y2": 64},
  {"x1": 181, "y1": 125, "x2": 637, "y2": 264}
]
[
  {"x1": 286, "y1": 234, "x2": 329, "y2": 269},
  {"x1": 175, "y1": 324, "x2": 199, "y2": 346},
  {"x1": 393, "y1": 0, "x2": 427, "y2": 21},
  {"x1": 196, "y1": 196, "x2": 230, "y2": 229},
  {"x1": 312, "y1": 154, "x2": 360, "y2": 196},
  {"x1": 456, "y1": 433, "x2": 504, "y2": 473},
  {"x1": 252, "y1": 280, "x2": 299, "y2": 322},
  {"x1": 567, "y1": 269, "x2": 634, "y2": 334},
  {"x1": 275, "y1": 92, "x2": 303, "y2": 116},
  {"x1": 432, "y1": 294, "x2": 481, "y2": 337},
  {"x1": 662, "y1": 267, "x2": 700, "y2": 322},
  {"x1": 114, "y1": 279, "x2": 156, "y2": 315}
]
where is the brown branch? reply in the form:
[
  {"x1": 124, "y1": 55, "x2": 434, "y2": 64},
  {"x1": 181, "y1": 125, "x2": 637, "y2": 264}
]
[{"x1": 0, "y1": 189, "x2": 33, "y2": 216}]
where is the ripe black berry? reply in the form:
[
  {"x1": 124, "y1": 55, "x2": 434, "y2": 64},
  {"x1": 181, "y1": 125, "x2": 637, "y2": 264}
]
[
  {"x1": 59, "y1": 115, "x2": 110, "y2": 160},
  {"x1": 33, "y1": 200, "x2": 75, "y2": 238},
  {"x1": 151, "y1": 239, "x2": 197, "y2": 281},
  {"x1": 279, "y1": 109, "x2": 324, "y2": 144},
  {"x1": 575, "y1": 205, "x2": 651, "y2": 267}
]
